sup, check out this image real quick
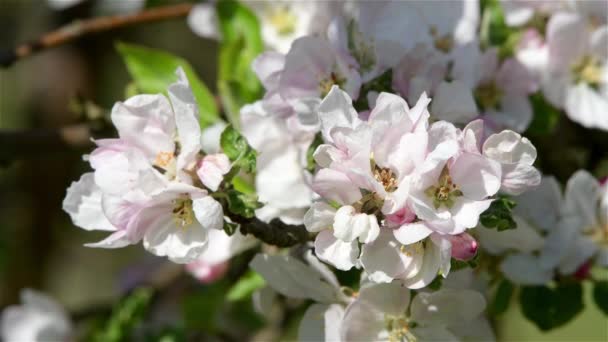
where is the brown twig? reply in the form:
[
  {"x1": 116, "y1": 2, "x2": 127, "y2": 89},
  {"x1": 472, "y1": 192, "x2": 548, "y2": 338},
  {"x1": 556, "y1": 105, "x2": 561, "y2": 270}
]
[{"x1": 0, "y1": 3, "x2": 194, "y2": 68}]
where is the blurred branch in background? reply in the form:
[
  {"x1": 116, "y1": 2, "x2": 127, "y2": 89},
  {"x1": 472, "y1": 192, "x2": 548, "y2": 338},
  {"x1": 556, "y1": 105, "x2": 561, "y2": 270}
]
[
  {"x1": 0, "y1": 3, "x2": 194, "y2": 68},
  {"x1": 0, "y1": 124, "x2": 92, "y2": 166}
]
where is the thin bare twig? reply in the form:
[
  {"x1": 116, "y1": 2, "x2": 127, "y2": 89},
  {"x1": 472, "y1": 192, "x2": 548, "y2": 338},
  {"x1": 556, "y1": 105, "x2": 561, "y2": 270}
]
[{"x1": 0, "y1": 3, "x2": 194, "y2": 68}]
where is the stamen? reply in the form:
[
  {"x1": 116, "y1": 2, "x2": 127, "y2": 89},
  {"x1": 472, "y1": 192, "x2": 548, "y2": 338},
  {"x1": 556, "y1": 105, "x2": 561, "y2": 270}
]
[
  {"x1": 374, "y1": 166, "x2": 397, "y2": 192},
  {"x1": 172, "y1": 197, "x2": 194, "y2": 229}
]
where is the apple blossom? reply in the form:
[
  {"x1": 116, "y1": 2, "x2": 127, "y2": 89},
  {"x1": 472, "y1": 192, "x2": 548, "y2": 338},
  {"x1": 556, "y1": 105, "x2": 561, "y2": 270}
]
[
  {"x1": 1, "y1": 289, "x2": 72, "y2": 342},
  {"x1": 63, "y1": 69, "x2": 228, "y2": 263}
]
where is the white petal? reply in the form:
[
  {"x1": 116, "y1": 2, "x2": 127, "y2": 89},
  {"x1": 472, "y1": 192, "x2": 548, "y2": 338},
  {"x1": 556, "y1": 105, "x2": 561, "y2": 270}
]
[
  {"x1": 431, "y1": 81, "x2": 478, "y2": 123},
  {"x1": 361, "y1": 230, "x2": 422, "y2": 283},
  {"x1": 318, "y1": 86, "x2": 360, "y2": 142},
  {"x1": 563, "y1": 170, "x2": 601, "y2": 229},
  {"x1": 314, "y1": 230, "x2": 359, "y2": 271},
  {"x1": 312, "y1": 168, "x2": 362, "y2": 205},
  {"x1": 188, "y1": 4, "x2": 221, "y2": 40},
  {"x1": 84, "y1": 230, "x2": 131, "y2": 249},
  {"x1": 564, "y1": 83, "x2": 608, "y2": 131},
  {"x1": 249, "y1": 254, "x2": 336, "y2": 303},
  {"x1": 298, "y1": 304, "x2": 344, "y2": 342},
  {"x1": 358, "y1": 280, "x2": 411, "y2": 315},
  {"x1": 304, "y1": 202, "x2": 336, "y2": 233},
  {"x1": 393, "y1": 222, "x2": 433, "y2": 245},
  {"x1": 192, "y1": 196, "x2": 224, "y2": 230},
  {"x1": 501, "y1": 253, "x2": 553, "y2": 285},
  {"x1": 143, "y1": 212, "x2": 208, "y2": 264},
  {"x1": 477, "y1": 216, "x2": 544, "y2": 255},
  {"x1": 513, "y1": 176, "x2": 562, "y2": 231},
  {"x1": 63, "y1": 173, "x2": 115, "y2": 231},
  {"x1": 410, "y1": 288, "x2": 486, "y2": 326},
  {"x1": 451, "y1": 153, "x2": 502, "y2": 200}
]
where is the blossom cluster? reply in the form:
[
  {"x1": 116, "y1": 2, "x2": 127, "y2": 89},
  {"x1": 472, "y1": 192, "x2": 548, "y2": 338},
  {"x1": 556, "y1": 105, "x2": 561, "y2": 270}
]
[{"x1": 5, "y1": 0, "x2": 605, "y2": 341}]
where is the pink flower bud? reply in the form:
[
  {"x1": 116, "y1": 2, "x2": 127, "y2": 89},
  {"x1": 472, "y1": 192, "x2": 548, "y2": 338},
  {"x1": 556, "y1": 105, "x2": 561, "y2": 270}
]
[
  {"x1": 573, "y1": 260, "x2": 592, "y2": 280},
  {"x1": 185, "y1": 260, "x2": 229, "y2": 284},
  {"x1": 385, "y1": 207, "x2": 416, "y2": 227},
  {"x1": 449, "y1": 233, "x2": 478, "y2": 261}
]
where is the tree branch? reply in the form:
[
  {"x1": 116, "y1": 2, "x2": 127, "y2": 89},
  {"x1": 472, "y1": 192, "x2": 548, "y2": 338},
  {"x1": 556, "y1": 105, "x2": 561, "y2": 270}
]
[
  {"x1": 230, "y1": 215, "x2": 312, "y2": 248},
  {"x1": 0, "y1": 3, "x2": 194, "y2": 68},
  {"x1": 0, "y1": 124, "x2": 93, "y2": 166}
]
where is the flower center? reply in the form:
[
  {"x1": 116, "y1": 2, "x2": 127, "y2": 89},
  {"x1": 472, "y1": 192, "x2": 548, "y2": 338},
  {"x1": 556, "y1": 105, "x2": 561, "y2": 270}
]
[
  {"x1": 430, "y1": 26, "x2": 453, "y2": 53},
  {"x1": 425, "y1": 167, "x2": 463, "y2": 209},
  {"x1": 475, "y1": 81, "x2": 503, "y2": 110},
  {"x1": 386, "y1": 315, "x2": 416, "y2": 342},
  {"x1": 154, "y1": 151, "x2": 175, "y2": 169},
  {"x1": 267, "y1": 5, "x2": 297, "y2": 36},
  {"x1": 586, "y1": 222, "x2": 608, "y2": 246},
  {"x1": 572, "y1": 55, "x2": 602, "y2": 88},
  {"x1": 319, "y1": 72, "x2": 346, "y2": 97},
  {"x1": 172, "y1": 197, "x2": 194, "y2": 229},
  {"x1": 400, "y1": 242, "x2": 424, "y2": 258},
  {"x1": 374, "y1": 166, "x2": 398, "y2": 192}
]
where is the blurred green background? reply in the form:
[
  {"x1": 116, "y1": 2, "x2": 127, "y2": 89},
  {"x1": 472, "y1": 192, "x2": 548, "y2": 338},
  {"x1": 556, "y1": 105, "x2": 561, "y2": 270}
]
[{"x1": 0, "y1": 0, "x2": 607, "y2": 341}]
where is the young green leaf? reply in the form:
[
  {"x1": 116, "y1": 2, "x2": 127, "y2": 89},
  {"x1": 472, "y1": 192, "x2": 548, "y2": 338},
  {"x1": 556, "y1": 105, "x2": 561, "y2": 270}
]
[
  {"x1": 525, "y1": 92, "x2": 561, "y2": 136},
  {"x1": 93, "y1": 287, "x2": 153, "y2": 342},
  {"x1": 116, "y1": 42, "x2": 219, "y2": 128},
  {"x1": 226, "y1": 189, "x2": 262, "y2": 218},
  {"x1": 489, "y1": 279, "x2": 514, "y2": 315},
  {"x1": 227, "y1": 271, "x2": 266, "y2": 301},
  {"x1": 220, "y1": 125, "x2": 257, "y2": 173},
  {"x1": 216, "y1": 0, "x2": 263, "y2": 127},
  {"x1": 480, "y1": 196, "x2": 517, "y2": 231},
  {"x1": 593, "y1": 281, "x2": 608, "y2": 316}
]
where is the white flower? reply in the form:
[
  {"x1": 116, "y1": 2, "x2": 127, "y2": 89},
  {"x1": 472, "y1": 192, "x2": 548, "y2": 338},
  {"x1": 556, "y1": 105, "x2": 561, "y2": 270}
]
[
  {"x1": 541, "y1": 170, "x2": 608, "y2": 274},
  {"x1": 63, "y1": 69, "x2": 227, "y2": 263},
  {"x1": 340, "y1": 280, "x2": 487, "y2": 342},
  {"x1": 1, "y1": 289, "x2": 72, "y2": 342},
  {"x1": 188, "y1": 1, "x2": 346, "y2": 53},
  {"x1": 240, "y1": 101, "x2": 314, "y2": 225}
]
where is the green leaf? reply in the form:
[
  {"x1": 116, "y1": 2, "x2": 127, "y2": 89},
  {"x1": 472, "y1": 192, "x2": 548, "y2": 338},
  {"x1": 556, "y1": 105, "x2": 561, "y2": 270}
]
[
  {"x1": 427, "y1": 276, "x2": 443, "y2": 291},
  {"x1": 227, "y1": 271, "x2": 266, "y2": 301},
  {"x1": 93, "y1": 288, "x2": 153, "y2": 342},
  {"x1": 490, "y1": 279, "x2": 514, "y2": 315},
  {"x1": 593, "y1": 281, "x2": 608, "y2": 316},
  {"x1": 525, "y1": 92, "x2": 561, "y2": 135},
  {"x1": 519, "y1": 283, "x2": 584, "y2": 331},
  {"x1": 480, "y1": 0, "x2": 511, "y2": 49},
  {"x1": 226, "y1": 189, "x2": 261, "y2": 218},
  {"x1": 480, "y1": 196, "x2": 517, "y2": 231},
  {"x1": 223, "y1": 221, "x2": 239, "y2": 236},
  {"x1": 116, "y1": 42, "x2": 219, "y2": 128},
  {"x1": 306, "y1": 133, "x2": 324, "y2": 171},
  {"x1": 220, "y1": 125, "x2": 257, "y2": 173},
  {"x1": 216, "y1": 0, "x2": 263, "y2": 127}
]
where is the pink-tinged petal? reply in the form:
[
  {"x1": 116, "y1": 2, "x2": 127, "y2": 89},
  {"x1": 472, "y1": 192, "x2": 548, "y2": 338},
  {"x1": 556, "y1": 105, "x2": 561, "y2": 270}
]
[
  {"x1": 312, "y1": 168, "x2": 362, "y2": 205},
  {"x1": 169, "y1": 68, "x2": 202, "y2": 179},
  {"x1": 500, "y1": 162, "x2": 542, "y2": 195},
  {"x1": 431, "y1": 81, "x2": 478, "y2": 124},
  {"x1": 333, "y1": 206, "x2": 374, "y2": 243},
  {"x1": 318, "y1": 86, "x2": 360, "y2": 142},
  {"x1": 63, "y1": 173, "x2": 115, "y2": 231},
  {"x1": 186, "y1": 260, "x2": 229, "y2": 284},
  {"x1": 252, "y1": 51, "x2": 286, "y2": 90},
  {"x1": 197, "y1": 153, "x2": 231, "y2": 191},
  {"x1": 564, "y1": 83, "x2": 608, "y2": 131},
  {"x1": 200, "y1": 122, "x2": 227, "y2": 154},
  {"x1": 428, "y1": 121, "x2": 460, "y2": 152},
  {"x1": 452, "y1": 199, "x2": 494, "y2": 230},
  {"x1": 448, "y1": 233, "x2": 478, "y2": 261},
  {"x1": 546, "y1": 12, "x2": 588, "y2": 71},
  {"x1": 387, "y1": 131, "x2": 428, "y2": 179},
  {"x1": 461, "y1": 119, "x2": 485, "y2": 153},
  {"x1": 84, "y1": 230, "x2": 131, "y2": 249},
  {"x1": 279, "y1": 36, "x2": 336, "y2": 100},
  {"x1": 393, "y1": 222, "x2": 433, "y2": 245},
  {"x1": 451, "y1": 153, "x2": 502, "y2": 200},
  {"x1": 314, "y1": 230, "x2": 359, "y2": 271},
  {"x1": 111, "y1": 94, "x2": 175, "y2": 158},
  {"x1": 384, "y1": 206, "x2": 416, "y2": 227},
  {"x1": 361, "y1": 230, "x2": 422, "y2": 283},
  {"x1": 496, "y1": 58, "x2": 538, "y2": 95}
]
